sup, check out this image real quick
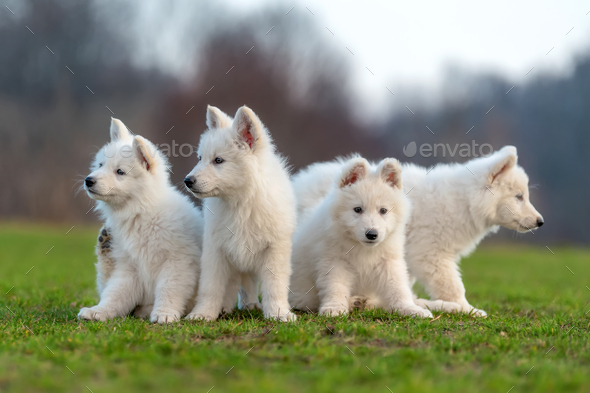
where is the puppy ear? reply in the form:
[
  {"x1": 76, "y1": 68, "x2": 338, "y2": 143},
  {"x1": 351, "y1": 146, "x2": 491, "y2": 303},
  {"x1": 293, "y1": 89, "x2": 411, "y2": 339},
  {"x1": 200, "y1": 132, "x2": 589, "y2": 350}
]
[
  {"x1": 377, "y1": 158, "x2": 403, "y2": 189},
  {"x1": 339, "y1": 157, "x2": 369, "y2": 188},
  {"x1": 206, "y1": 106, "x2": 232, "y2": 129},
  {"x1": 233, "y1": 106, "x2": 262, "y2": 150},
  {"x1": 133, "y1": 136, "x2": 157, "y2": 173},
  {"x1": 110, "y1": 118, "x2": 132, "y2": 142},
  {"x1": 488, "y1": 146, "x2": 517, "y2": 184}
]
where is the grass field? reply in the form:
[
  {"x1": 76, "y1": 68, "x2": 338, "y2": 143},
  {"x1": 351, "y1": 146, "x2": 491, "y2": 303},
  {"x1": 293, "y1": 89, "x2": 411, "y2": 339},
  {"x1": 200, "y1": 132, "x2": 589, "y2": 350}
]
[{"x1": 0, "y1": 223, "x2": 588, "y2": 393}]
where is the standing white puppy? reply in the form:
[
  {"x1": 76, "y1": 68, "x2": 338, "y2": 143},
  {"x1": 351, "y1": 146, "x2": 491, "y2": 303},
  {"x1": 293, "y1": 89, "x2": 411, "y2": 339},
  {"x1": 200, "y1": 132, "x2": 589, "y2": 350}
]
[
  {"x1": 184, "y1": 106, "x2": 296, "y2": 322},
  {"x1": 289, "y1": 156, "x2": 432, "y2": 318},
  {"x1": 78, "y1": 118, "x2": 203, "y2": 324},
  {"x1": 403, "y1": 146, "x2": 544, "y2": 316}
]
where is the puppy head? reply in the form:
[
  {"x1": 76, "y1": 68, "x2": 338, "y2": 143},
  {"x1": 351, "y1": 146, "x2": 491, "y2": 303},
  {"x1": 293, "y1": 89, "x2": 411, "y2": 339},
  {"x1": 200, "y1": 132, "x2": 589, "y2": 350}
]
[
  {"x1": 331, "y1": 157, "x2": 408, "y2": 247},
  {"x1": 84, "y1": 118, "x2": 169, "y2": 207},
  {"x1": 185, "y1": 105, "x2": 269, "y2": 198},
  {"x1": 474, "y1": 146, "x2": 544, "y2": 232}
]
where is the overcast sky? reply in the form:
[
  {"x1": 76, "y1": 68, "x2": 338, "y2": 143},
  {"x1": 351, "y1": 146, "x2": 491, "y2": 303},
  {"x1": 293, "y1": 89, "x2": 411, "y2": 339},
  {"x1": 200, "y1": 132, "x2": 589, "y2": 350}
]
[
  {"x1": 124, "y1": 0, "x2": 590, "y2": 120},
  {"x1": 221, "y1": 0, "x2": 590, "y2": 118}
]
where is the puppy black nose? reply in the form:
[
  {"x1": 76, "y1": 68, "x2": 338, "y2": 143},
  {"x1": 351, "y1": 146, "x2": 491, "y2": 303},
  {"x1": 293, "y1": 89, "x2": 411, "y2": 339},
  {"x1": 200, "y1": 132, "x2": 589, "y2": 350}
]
[
  {"x1": 366, "y1": 229, "x2": 378, "y2": 240},
  {"x1": 536, "y1": 218, "x2": 544, "y2": 227},
  {"x1": 184, "y1": 177, "x2": 194, "y2": 188},
  {"x1": 85, "y1": 177, "x2": 95, "y2": 187}
]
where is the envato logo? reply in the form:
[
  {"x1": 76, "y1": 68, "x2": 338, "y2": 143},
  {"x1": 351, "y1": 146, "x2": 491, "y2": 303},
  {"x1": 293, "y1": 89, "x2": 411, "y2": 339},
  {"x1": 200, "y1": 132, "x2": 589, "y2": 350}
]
[
  {"x1": 402, "y1": 141, "x2": 494, "y2": 158},
  {"x1": 155, "y1": 141, "x2": 195, "y2": 158},
  {"x1": 102, "y1": 140, "x2": 195, "y2": 159}
]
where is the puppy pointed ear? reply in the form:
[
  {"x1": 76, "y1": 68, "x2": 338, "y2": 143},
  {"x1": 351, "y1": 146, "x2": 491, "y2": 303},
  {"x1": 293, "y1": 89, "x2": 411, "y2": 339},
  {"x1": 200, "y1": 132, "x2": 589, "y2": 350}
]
[
  {"x1": 110, "y1": 118, "x2": 132, "y2": 142},
  {"x1": 233, "y1": 106, "x2": 263, "y2": 150},
  {"x1": 206, "y1": 105, "x2": 232, "y2": 129},
  {"x1": 339, "y1": 157, "x2": 369, "y2": 188},
  {"x1": 133, "y1": 136, "x2": 157, "y2": 173},
  {"x1": 378, "y1": 158, "x2": 403, "y2": 189},
  {"x1": 488, "y1": 146, "x2": 517, "y2": 184}
]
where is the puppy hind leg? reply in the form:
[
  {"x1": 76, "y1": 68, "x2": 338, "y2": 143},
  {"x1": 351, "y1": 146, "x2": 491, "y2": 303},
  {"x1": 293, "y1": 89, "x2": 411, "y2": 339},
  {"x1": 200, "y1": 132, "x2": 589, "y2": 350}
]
[
  {"x1": 221, "y1": 271, "x2": 239, "y2": 314},
  {"x1": 95, "y1": 226, "x2": 115, "y2": 295},
  {"x1": 78, "y1": 269, "x2": 140, "y2": 321},
  {"x1": 348, "y1": 296, "x2": 370, "y2": 312},
  {"x1": 239, "y1": 272, "x2": 261, "y2": 311},
  {"x1": 133, "y1": 304, "x2": 154, "y2": 319},
  {"x1": 183, "y1": 281, "x2": 199, "y2": 316}
]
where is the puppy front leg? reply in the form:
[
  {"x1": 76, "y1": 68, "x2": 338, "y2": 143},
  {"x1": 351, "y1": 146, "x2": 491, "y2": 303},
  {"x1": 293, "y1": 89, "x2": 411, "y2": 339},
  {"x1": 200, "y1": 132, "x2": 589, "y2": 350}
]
[
  {"x1": 258, "y1": 246, "x2": 296, "y2": 322},
  {"x1": 316, "y1": 262, "x2": 354, "y2": 316},
  {"x1": 78, "y1": 268, "x2": 139, "y2": 321},
  {"x1": 186, "y1": 247, "x2": 230, "y2": 321},
  {"x1": 151, "y1": 260, "x2": 198, "y2": 324},
  {"x1": 415, "y1": 254, "x2": 486, "y2": 317},
  {"x1": 376, "y1": 258, "x2": 432, "y2": 318}
]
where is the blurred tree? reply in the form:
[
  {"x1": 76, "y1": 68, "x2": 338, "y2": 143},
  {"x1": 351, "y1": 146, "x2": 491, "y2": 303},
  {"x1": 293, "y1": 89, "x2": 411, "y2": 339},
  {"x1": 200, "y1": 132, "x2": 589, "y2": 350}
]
[
  {"x1": 152, "y1": 7, "x2": 380, "y2": 182},
  {"x1": 381, "y1": 59, "x2": 590, "y2": 244}
]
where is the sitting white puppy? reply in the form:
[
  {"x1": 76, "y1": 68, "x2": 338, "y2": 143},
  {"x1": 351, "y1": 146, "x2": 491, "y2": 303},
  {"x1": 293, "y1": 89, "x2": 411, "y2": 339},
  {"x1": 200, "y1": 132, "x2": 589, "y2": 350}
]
[
  {"x1": 78, "y1": 118, "x2": 203, "y2": 324},
  {"x1": 289, "y1": 156, "x2": 432, "y2": 318},
  {"x1": 184, "y1": 106, "x2": 296, "y2": 322}
]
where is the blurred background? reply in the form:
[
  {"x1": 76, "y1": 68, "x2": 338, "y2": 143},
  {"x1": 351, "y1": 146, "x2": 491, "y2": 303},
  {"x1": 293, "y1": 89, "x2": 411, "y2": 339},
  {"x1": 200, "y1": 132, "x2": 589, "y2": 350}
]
[{"x1": 1, "y1": 0, "x2": 588, "y2": 244}]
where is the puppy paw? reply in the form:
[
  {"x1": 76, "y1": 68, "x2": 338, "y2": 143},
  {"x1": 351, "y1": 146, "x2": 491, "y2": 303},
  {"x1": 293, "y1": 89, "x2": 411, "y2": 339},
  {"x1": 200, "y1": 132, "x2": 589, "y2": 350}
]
[
  {"x1": 454, "y1": 301, "x2": 488, "y2": 317},
  {"x1": 468, "y1": 307, "x2": 487, "y2": 317},
  {"x1": 150, "y1": 310, "x2": 181, "y2": 324},
  {"x1": 349, "y1": 296, "x2": 368, "y2": 311},
  {"x1": 185, "y1": 312, "x2": 217, "y2": 321},
  {"x1": 395, "y1": 304, "x2": 433, "y2": 318},
  {"x1": 133, "y1": 304, "x2": 153, "y2": 319},
  {"x1": 414, "y1": 298, "x2": 433, "y2": 309},
  {"x1": 416, "y1": 299, "x2": 487, "y2": 317},
  {"x1": 221, "y1": 305, "x2": 235, "y2": 314},
  {"x1": 97, "y1": 226, "x2": 112, "y2": 255},
  {"x1": 78, "y1": 306, "x2": 111, "y2": 321},
  {"x1": 266, "y1": 310, "x2": 297, "y2": 322},
  {"x1": 319, "y1": 305, "x2": 349, "y2": 316},
  {"x1": 245, "y1": 302, "x2": 262, "y2": 311},
  {"x1": 415, "y1": 298, "x2": 462, "y2": 312}
]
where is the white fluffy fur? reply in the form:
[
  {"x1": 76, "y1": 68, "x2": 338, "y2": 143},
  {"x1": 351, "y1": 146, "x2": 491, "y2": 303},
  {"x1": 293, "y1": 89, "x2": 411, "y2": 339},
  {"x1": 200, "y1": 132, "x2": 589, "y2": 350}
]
[
  {"x1": 293, "y1": 146, "x2": 543, "y2": 317},
  {"x1": 78, "y1": 118, "x2": 204, "y2": 324},
  {"x1": 289, "y1": 156, "x2": 432, "y2": 318},
  {"x1": 184, "y1": 105, "x2": 296, "y2": 322},
  {"x1": 402, "y1": 146, "x2": 543, "y2": 316}
]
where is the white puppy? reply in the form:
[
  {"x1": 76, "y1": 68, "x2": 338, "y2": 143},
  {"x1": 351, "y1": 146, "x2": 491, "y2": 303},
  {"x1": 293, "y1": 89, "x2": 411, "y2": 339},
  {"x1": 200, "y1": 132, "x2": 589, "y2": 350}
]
[
  {"x1": 294, "y1": 146, "x2": 543, "y2": 317},
  {"x1": 78, "y1": 118, "x2": 203, "y2": 324},
  {"x1": 184, "y1": 106, "x2": 296, "y2": 322},
  {"x1": 403, "y1": 146, "x2": 543, "y2": 316},
  {"x1": 289, "y1": 156, "x2": 432, "y2": 318}
]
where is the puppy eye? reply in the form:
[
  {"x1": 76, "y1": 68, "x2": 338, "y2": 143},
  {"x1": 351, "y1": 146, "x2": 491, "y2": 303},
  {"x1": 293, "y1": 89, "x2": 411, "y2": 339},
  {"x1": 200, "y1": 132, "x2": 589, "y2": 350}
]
[
  {"x1": 116, "y1": 169, "x2": 125, "y2": 175},
  {"x1": 353, "y1": 207, "x2": 362, "y2": 213},
  {"x1": 380, "y1": 208, "x2": 388, "y2": 215},
  {"x1": 197, "y1": 155, "x2": 202, "y2": 161},
  {"x1": 214, "y1": 157, "x2": 224, "y2": 164},
  {"x1": 98, "y1": 163, "x2": 103, "y2": 168},
  {"x1": 516, "y1": 194, "x2": 523, "y2": 201}
]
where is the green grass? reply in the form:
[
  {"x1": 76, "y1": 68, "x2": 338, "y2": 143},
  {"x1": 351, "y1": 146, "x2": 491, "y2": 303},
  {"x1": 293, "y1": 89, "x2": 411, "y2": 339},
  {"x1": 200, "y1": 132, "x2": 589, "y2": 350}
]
[{"x1": 1, "y1": 223, "x2": 589, "y2": 393}]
